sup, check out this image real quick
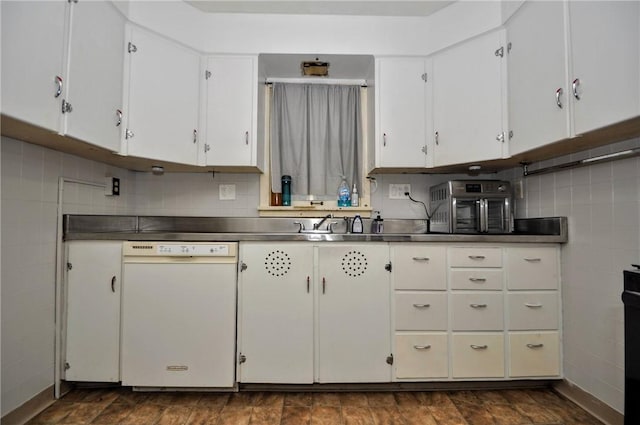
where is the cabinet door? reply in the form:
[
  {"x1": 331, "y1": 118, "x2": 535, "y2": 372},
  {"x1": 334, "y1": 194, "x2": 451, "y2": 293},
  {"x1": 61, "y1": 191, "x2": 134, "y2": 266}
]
[
  {"x1": 569, "y1": 1, "x2": 640, "y2": 134},
  {"x1": 433, "y1": 30, "x2": 507, "y2": 166},
  {"x1": 1, "y1": 1, "x2": 67, "y2": 131},
  {"x1": 64, "y1": 1, "x2": 125, "y2": 152},
  {"x1": 204, "y1": 56, "x2": 257, "y2": 166},
  {"x1": 238, "y1": 243, "x2": 314, "y2": 383},
  {"x1": 317, "y1": 244, "x2": 392, "y2": 382},
  {"x1": 375, "y1": 58, "x2": 430, "y2": 168},
  {"x1": 507, "y1": 1, "x2": 570, "y2": 155},
  {"x1": 124, "y1": 26, "x2": 200, "y2": 164},
  {"x1": 65, "y1": 241, "x2": 122, "y2": 382}
]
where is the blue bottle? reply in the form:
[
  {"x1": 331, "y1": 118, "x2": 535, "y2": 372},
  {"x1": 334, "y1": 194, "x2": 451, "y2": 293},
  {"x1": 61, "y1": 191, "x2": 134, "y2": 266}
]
[
  {"x1": 337, "y1": 178, "x2": 351, "y2": 207},
  {"x1": 281, "y1": 175, "x2": 292, "y2": 206}
]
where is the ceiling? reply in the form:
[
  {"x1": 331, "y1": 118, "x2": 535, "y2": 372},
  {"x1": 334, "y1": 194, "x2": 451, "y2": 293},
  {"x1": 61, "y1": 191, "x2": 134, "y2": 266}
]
[{"x1": 184, "y1": 1, "x2": 454, "y2": 17}]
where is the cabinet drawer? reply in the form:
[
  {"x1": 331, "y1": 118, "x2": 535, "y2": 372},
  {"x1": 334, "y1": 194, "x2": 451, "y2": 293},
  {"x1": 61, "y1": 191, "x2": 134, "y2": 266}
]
[
  {"x1": 506, "y1": 247, "x2": 558, "y2": 290},
  {"x1": 449, "y1": 247, "x2": 502, "y2": 268},
  {"x1": 395, "y1": 292, "x2": 447, "y2": 331},
  {"x1": 392, "y1": 245, "x2": 447, "y2": 290},
  {"x1": 452, "y1": 333, "x2": 504, "y2": 378},
  {"x1": 451, "y1": 293, "x2": 504, "y2": 331},
  {"x1": 395, "y1": 333, "x2": 448, "y2": 379},
  {"x1": 450, "y1": 269, "x2": 503, "y2": 290},
  {"x1": 508, "y1": 292, "x2": 559, "y2": 330},
  {"x1": 509, "y1": 331, "x2": 560, "y2": 377}
]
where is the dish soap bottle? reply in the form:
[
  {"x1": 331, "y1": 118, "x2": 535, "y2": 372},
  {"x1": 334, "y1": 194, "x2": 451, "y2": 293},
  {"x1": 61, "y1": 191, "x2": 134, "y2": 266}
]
[
  {"x1": 351, "y1": 214, "x2": 363, "y2": 233},
  {"x1": 337, "y1": 177, "x2": 351, "y2": 207},
  {"x1": 351, "y1": 183, "x2": 359, "y2": 207}
]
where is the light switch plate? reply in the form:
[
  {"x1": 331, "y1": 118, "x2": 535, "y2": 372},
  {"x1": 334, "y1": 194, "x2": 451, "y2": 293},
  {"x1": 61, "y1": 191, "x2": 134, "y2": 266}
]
[
  {"x1": 389, "y1": 184, "x2": 411, "y2": 199},
  {"x1": 219, "y1": 184, "x2": 236, "y2": 200}
]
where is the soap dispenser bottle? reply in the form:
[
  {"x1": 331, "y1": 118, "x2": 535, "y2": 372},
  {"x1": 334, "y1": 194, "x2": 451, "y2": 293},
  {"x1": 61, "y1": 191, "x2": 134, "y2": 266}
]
[
  {"x1": 337, "y1": 177, "x2": 351, "y2": 207},
  {"x1": 371, "y1": 211, "x2": 384, "y2": 234}
]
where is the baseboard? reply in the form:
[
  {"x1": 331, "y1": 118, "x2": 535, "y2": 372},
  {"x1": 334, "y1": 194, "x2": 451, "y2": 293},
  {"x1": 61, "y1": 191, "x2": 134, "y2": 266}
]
[
  {"x1": 1, "y1": 385, "x2": 55, "y2": 425},
  {"x1": 554, "y1": 380, "x2": 624, "y2": 425}
]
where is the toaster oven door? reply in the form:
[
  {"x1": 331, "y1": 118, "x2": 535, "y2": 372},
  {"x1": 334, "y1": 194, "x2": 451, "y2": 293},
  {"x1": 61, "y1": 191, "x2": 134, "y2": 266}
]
[
  {"x1": 452, "y1": 199, "x2": 480, "y2": 233},
  {"x1": 484, "y1": 198, "x2": 510, "y2": 233}
]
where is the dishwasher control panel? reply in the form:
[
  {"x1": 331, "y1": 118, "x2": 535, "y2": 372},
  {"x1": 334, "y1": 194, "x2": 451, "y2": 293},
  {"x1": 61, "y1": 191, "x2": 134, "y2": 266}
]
[{"x1": 123, "y1": 242, "x2": 237, "y2": 258}]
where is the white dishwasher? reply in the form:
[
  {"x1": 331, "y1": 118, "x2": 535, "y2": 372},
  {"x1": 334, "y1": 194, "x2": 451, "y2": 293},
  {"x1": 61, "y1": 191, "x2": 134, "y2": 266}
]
[{"x1": 121, "y1": 242, "x2": 237, "y2": 389}]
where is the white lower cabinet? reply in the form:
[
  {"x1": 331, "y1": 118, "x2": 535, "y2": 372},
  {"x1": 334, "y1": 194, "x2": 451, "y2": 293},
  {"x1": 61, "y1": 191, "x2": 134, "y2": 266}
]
[
  {"x1": 452, "y1": 333, "x2": 505, "y2": 379},
  {"x1": 509, "y1": 332, "x2": 560, "y2": 378},
  {"x1": 64, "y1": 241, "x2": 122, "y2": 382},
  {"x1": 238, "y1": 242, "x2": 392, "y2": 384},
  {"x1": 395, "y1": 333, "x2": 448, "y2": 379}
]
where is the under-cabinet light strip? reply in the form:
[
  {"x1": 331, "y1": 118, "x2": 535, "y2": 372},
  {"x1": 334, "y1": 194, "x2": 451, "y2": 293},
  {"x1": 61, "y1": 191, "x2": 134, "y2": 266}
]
[{"x1": 522, "y1": 147, "x2": 640, "y2": 177}]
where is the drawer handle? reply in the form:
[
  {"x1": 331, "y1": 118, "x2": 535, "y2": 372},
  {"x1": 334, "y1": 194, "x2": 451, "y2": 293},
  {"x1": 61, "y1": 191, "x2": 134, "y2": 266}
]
[
  {"x1": 524, "y1": 303, "x2": 543, "y2": 308},
  {"x1": 413, "y1": 303, "x2": 430, "y2": 308},
  {"x1": 468, "y1": 255, "x2": 486, "y2": 260},
  {"x1": 470, "y1": 344, "x2": 488, "y2": 350},
  {"x1": 470, "y1": 303, "x2": 487, "y2": 309},
  {"x1": 469, "y1": 277, "x2": 487, "y2": 283},
  {"x1": 524, "y1": 258, "x2": 542, "y2": 262},
  {"x1": 412, "y1": 257, "x2": 430, "y2": 261},
  {"x1": 526, "y1": 343, "x2": 544, "y2": 349},
  {"x1": 414, "y1": 345, "x2": 431, "y2": 350}
]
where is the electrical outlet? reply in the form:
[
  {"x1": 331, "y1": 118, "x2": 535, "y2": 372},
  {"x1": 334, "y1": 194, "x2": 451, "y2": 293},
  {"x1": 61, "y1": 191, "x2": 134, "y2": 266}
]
[
  {"x1": 219, "y1": 184, "x2": 236, "y2": 200},
  {"x1": 104, "y1": 177, "x2": 120, "y2": 196},
  {"x1": 389, "y1": 183, "x2": 411, "y2": 199}
]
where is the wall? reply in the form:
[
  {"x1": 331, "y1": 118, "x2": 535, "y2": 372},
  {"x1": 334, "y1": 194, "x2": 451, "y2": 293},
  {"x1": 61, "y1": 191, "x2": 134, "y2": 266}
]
[
  {"x1": 0, "y1": 137, "x2": 135, "y2": 415},
  {"x1": 499, "y1": 137, "x2": 640, "y2": 413}
]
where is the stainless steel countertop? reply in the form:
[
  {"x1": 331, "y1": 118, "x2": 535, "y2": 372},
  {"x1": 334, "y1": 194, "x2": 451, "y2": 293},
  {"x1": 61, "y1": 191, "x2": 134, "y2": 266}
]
[{"x1": 63, "y1": 216, "x2": 567, "y2": 243}]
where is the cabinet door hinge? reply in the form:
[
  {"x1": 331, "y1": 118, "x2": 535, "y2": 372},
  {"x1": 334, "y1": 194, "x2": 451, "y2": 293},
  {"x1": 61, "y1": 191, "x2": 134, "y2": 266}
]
[
  {"x1": 494, "y1": 46, "x2": 504, "y2": 58},
  {"x1": 384, "y1": 262, "x2": 392, "y2": 272},
  {"x1": 507, "y1": 42, "x2": 512, "y2": 54},
  {"x1": 125, "y1": 129, "x2": 134, "y2": 140},
  {"x1": 204, "y1": 144, "x2": 210, "y2": 153},
  {"x1": 421, "y1": 146, "x2": 427, "y2": 155},
  {"x1": 386, "y1": 354, "x2": 394, "y2": 365},
  {"x1": 238, "y1": 353, "x2": 247, "y2": 364},
  {"x1": 61, "y1": 100, "x2": 73, "y2": 114},
  {"x1": 496, "y1": 132, "x2": 505, "y2": 143},
  {"x1": 66, "y1": 262, "x2": 72, "y2": 271},
  {"x1": 128, "y1": 42, "x2": 137, "y2": 54},
  {"x1": 508, "y1": 130, "x2": 514, "y2": 140},
  {"x1": 421, "y1": 73, "x2": 428, "y2": 82},
  {"x1": 240, "y1": 262, "x2": 248, "y2": 272},
  {"x1": 64, "y1": 362, "x2": 71, "y2": 370},
  {"x1": 205, "y1": 70, "x2": 212, "y2": 80}
]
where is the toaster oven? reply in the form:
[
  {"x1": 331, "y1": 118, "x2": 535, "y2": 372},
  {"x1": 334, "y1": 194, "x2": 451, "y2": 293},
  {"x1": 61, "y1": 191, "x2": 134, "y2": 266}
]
[{"x1": 429, "y1": 180, "x2": 513, "y2": 234}]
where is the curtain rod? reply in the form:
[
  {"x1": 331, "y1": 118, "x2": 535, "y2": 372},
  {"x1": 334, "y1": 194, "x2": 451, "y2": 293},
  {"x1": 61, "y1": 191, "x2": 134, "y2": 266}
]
[
  {"x1": 522, "y1": 147, "x2": 640, "y2": 177},
  {"x1": 265, "y1": 77, "x2": 368, "y2": 87}
]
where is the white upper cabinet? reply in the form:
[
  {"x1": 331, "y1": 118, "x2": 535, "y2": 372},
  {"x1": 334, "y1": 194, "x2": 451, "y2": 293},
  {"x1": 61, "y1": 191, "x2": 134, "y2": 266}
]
[
  {"x1": 568, "y1": 1, "x2": 640, "y2": 134},
  {"x1": 203, "y1": 56, "x2": 259, "y2": 167},
  {"x1": 374, "y1": 57, "x2": 431, "y2": 168},
  {"x1": 122, "y1": 25, "x2": 200, "y2": 165},
  {"x1": 506, "y1": 1, "x2": 570, "y2": 156},
  {"x1": 1, "y1": 1, "x2": 67, "y2": 132},
  {"x1": 64, "y1": 1, "x2": 125, "y2": 152},
  {"x1": 433, "y1": 29, "x2": 508, "y2": 167}
]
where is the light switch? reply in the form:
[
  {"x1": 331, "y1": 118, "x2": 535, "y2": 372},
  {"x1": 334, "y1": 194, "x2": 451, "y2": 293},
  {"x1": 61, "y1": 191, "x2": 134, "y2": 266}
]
[{"x1": 219, "y1": 184, "x2": 236, "y2": 200}]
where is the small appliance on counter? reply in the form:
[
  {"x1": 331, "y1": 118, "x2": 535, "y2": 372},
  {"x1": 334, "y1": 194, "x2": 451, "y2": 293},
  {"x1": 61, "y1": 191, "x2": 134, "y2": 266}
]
[{"x1": 429, "y1": 180, "x2": 513, "y2": 234}]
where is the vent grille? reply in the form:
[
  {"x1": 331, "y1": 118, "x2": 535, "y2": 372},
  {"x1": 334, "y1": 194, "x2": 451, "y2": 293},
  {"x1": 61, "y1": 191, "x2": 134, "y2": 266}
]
[
  {"x1": 342, "y1": 251, "x2": 368, "y2": 277},
  {"x1": 265, "y1": 250, "x2": 292, "y2": 277},
  {"x1": 131, "y1": 245, "x2": 154, "y2": 250}
]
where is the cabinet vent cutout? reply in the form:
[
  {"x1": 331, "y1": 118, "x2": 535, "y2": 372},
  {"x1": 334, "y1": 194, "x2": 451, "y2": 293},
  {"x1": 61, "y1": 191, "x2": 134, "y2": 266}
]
[
  {"x1": 342, "y1": 251, "x2": 368, "y2": 277},
  {"x1": 265, "y1": 250, "x2": 292, "y2": 277}
]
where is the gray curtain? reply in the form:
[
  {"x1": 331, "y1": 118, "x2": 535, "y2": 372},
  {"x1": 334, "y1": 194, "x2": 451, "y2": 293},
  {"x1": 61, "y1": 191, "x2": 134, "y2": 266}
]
[{"x1": 270, "y1": 83, "x2": 362, "y2": 200}]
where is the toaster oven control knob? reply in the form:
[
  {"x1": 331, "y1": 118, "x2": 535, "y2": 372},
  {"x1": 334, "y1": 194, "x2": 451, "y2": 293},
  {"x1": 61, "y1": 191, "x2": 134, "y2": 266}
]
[{"x1": 497, "y1": 184, "x2": 507, "y2": 192}]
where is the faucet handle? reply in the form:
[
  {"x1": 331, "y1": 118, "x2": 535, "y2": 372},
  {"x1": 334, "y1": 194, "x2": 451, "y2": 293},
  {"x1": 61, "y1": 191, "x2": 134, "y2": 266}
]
[
  {"x1": 293, "y1": 221, "x2": 305, "y2": 233},
  {"x1": 327, "y1": 221, "x2": 339, "y2": 233}
]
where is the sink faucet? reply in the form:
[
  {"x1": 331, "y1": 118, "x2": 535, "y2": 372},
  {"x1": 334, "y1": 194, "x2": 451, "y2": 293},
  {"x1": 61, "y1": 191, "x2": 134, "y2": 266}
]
[{"x1": 313, "y1": 214, "x2": 333, "y2": 231}]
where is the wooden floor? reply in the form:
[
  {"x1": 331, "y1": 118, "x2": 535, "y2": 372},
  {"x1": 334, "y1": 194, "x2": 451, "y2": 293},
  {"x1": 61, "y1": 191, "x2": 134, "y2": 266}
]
[{"x1": 26, "y1": 387, "x2": 604, "y2": 425}]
